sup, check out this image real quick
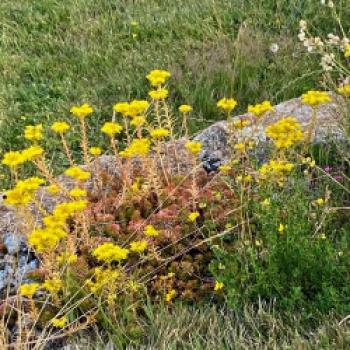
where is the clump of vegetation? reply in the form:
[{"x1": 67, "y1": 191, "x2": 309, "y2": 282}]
[{"x1": 0, "y1": 1, "x2": 349, "y2": 348}]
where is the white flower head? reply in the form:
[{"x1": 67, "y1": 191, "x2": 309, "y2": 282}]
[
  {"x1": 269, "y1": 43, "x2": 279, "y2": 53},
  {"x1": 299, "y1": 20, "x2": 307, "y2": 31}
]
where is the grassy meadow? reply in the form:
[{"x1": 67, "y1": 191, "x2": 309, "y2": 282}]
[
  {"x1": 1, "y1": 0, "x2": 349, "y2": 176},
  {"x1": 0, "y1": 1, "x2": 350, "y2": 349}
]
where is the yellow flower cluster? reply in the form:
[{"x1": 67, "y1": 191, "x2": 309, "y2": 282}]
[
  {"x1": 4, "y1": 177, "x2": 45, "y2": 206},
  {"x1": 248, "y1": 101, "x2": 274, "y2": 117},
  {"x1": 345, "y1": 44, "x2": 350, "y2": 58},
  {"x1": 165, "y1": 289, "x2": 176, "y2": 302},
  {"x1": 232, "y1": 119, "x2": 251, "y2": 129},
  {"x1": 149, "y1": 88, "x2": 168, "y2": 100},
  {"x1": 2, "y1": 151, "x2": 26, "y2": 168},
  {"x1": 28, "y1": 227, "x2": 67, "y2": 252},
  {"x1": 150, "y1": 128, "x2": 169, "y2": 139},
  {"x1": 265, "y1": 117, "x2": 303, "y2": 149},
  {"x1": 43, "y1": 277, "x2": 63, "y2": 294},
  {"x1": 259, "y1": 160, "x2": 294, "y2": 182},
  {"x1": 2, "y1": 145, "x2": 45, "y2": 168},
  {"x1": 19, "y1": 283, "x2": 41, "y2": 298},
  {"x1": 92, "y1": 242, "x2": 129, "y2": 263},
  {"x1": 337, "y1": 84, "x2": 350, "y2": 97},
  {"x1": 51, "y1": 121, "x2": 70, "y2": 134},
  {"x1": 179, "y1": 104, "x2": 192, "y2": 113},
  {"x1": 69, "y1": 188, "x2": 87, "y2": 197},
  {"x1": 119, "y1": 138, "x2": 151, "y2": 158},
  {"x1": 89, "y1": 147, "x2": 102, "y2": 156},
  {"x1": 188, "y1": 211, "x2": 200, "y2": 222},
  {"x1": 217, "y1": 98, "x2": 237, "y2": 112},
  {"x1": 65, "y1": 166, "x2": 91, "y2": 181},
  {"x1": 51, "y1": 316, "x2": 68, "y2": 328},
  {"x1": 70, "y1": 103, "x2": 93, "y2": 118},
  {"x1": 113, "y1": 100, "x2": 149, "y2": 118},
  {"x1": 214, "y1": 281, "x2": 224, "y2": 291},
  {"x1": 24, "y1": 124, "x2": 43, "y2": 142},
  {"x1": 185, "y1": 141, "x2": 202, "y2": 155},
  {"x1": 146, "y1": 69, "x2": 171, "y2": 86},
  {"x1": 130, "y1": 240, "x2": 148, "y2": 253},
  {"x1": 130, "y1": 116, "x2": 146, "y2": 127},
  {"x1": 144, "y1": 224, "x2": 159, "y2": 237},
  {"x1": 87, "y1": 267, "x2": 120, "y2": 294},
  {"x1": 101, "y1": 122, "x2": 123, "y2": 137},
  {"x1": 301, "y1": 90, "x2": 332, "y2": 107},
  {"x1": 29, "y1": 200, "x2": 87, "y2": 252}
]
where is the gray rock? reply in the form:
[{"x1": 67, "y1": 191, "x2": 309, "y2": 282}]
[
  {"x1": 194, "y1": 92, "x2": 348, "y2": 166},
  {"x1": 3, "y1": 233, "x2": 26, "y2": 255}
]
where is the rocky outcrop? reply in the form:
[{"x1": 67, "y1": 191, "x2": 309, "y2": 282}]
[
  {"x1": 0, "y1": 92, "x2": 348, "y2": 295},
  {"x1": 195, "y1": 92, "x2": 347, "y2": 170}
]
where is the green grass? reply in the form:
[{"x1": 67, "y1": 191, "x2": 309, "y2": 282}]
[
  {"x1": 65, "y1": 303, "x2": 350, "y2": 350},
  {"x1": 0, "y1": 0, "x2": 349, "y2": 165}
]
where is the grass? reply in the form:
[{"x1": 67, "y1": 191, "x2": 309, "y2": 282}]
[
  {"x1": 65, "y1": 303, "x2": 350, "y2": 350},
  {"x1": 0, "y1": 0, "x2": 349, "y2": 168}
]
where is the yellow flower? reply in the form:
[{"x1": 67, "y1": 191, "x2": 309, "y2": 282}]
[
  {"x1": 179, "y1": 104, "x2": 192, "y2": 113},
  {"x1": 149, "y1": 88, "x2": 168, "y2": 100},
  {"x1": 165, "y1": 289, "x2": 176, "y2": 302},
  {"x1": 51, "y1": 121, "x2": 70, "y2": 134},
  {"x1": 46, "y1": 184, "x2": 60, "y2": 195},
  {"x1": 128, "y1": 100, "x2": 150, "y2": 117},
  {"x1": 2, "y1": 151, "x2": 26, "y2": 168},
  {"x1": 89, "y1": 147, "x2": 102, "y2": 156},
  {"x1": 265, "y1": 117, "x2": 303, "y2": 149},
  {"x1": 278, "y1": 223, "x2": 285, "y2": 233},
  {"x1": 21, "y1": 145, "x2": 44, "y2": 161},
  {"x1": 255, "y1": 240, "x2": 262, "y2": 247},
  {"x1": 69, "y1": 188, "x2": 87, "y2": 197},
  {"x1": 259, "y1": 160, "x2": 294, "y2": 183},
  {"x1": 4, "y1": 177, "x2": 45, "y2": 206},
  {"x1": 24, "y1": 124, "x2": 43, "y2": 142},
  {"x1": 101, "y1": 122, "x2": 123, "y2": 137},
  {"x1": 301, "y1": 90, "x2": 332, "y2": 107},
  {"x1": 146, "y1": 69, "x2": 171, "y2": 86},
  {"x1": 232, "y1": 119, "x2": 251, "y2": 129},
  {"x1": 92, "y1": 243, "x2": 129, "y2": 263},
  {"x1": 144, "y1": 224, "x2": 159, "y2": 237},
  {"x1": 261, "y1": 198, "x2": 270, "y2": 207},
  {"x1": 130, "y1": 116, "x2": 146, "y2": 127},
  {"x1": 113, "y1": 102, "x2": 130, "y2": 116},
  {"x1": 337, "y1": 84, "x2": 350, "y2": 97},
  {"x1": 28, "y1": 227, "x2": 68, "y2": 252},
  {"x1": 70, "y1": 103, "x2": 93, "y2": 118},
  {"x1": 314, "y1": 198, "x2": 325, "y2": 206},
  {"x1": 217, "y1": 98, "x2": 237, "y2": 112},
  {"x1": 344, "y1": 44, "x2": 350, "y2": 58},
  {"x1": 51, "y1": 316, "x2": 68, "y2": 328},
  {"x1": 188, "y1": 211, "x2": 200, "y2": 222},
  {"x1": 214, "y1": 281, "x2": 224, "y2": 291},
  {"x1": 234, "y1": 143, "x2": 245, "y2": 152},
  {"x1": 65, "y1": 166, "x2": 90, "y2": 181},
  {"x1": 56, "y1": 253, "x2": 78, "y2": 265},
  {"x1": 248, "y1": 100, "x2": 274, "y2": 117},
  {"x1": 119, "y1": 138, "x2": 151, "y2": 158},
  {"x1": 185, "y1": 141, "x2": 202, "y2": 155},
  {"x1": 130, "y1": 240, "x2": 148, "y2": 253},
  {"x1": 218, "y1": 164, "x2": 232, "y2": 173},
  {"x1": 43, "y1": 278, "x2": 62, "y2": 294},
  {"x1": 150, "y1": 128, "x2": 170, "y2": 139},
  {"x1": 19, "y1": 283, "x2": 41, "y2": 298}
]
